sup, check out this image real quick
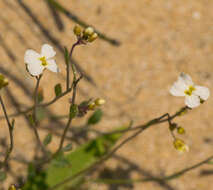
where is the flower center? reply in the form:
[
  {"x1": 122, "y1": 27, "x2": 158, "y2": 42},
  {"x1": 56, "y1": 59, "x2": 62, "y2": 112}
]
[
  {"x1": 39, "y1": 56, "x2": 48, "y2": 66},
  {"x1": 184, "y1": 85, "x2": 195, "y2": 96}
]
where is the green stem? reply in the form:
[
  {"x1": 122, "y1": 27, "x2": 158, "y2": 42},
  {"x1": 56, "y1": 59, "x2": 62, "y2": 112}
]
[
  {"x1": 0, "y1": 95, "x2": 14, "y2": 168},
  {"x1": 31, "y1": 75, "x2": 46, "y2": 153}
]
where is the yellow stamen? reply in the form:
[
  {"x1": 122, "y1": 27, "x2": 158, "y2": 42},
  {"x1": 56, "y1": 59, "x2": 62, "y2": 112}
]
[
  {"x1": 184, "y1": 86, "x2": 195, "y2": 96},
  {"x1": 39, "y1": 56, "x2": 48, "y2": 66}
]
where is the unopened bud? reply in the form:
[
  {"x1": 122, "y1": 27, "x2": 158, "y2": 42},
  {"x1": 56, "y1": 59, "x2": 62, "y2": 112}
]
[
  {"x1": 88, "y1": 102, "x2": 96, "y2": 110},
  {"x1": 177, "y1": 126, "x2": 185, "y2": 134},
  {"x1": 173, "y1": 139, "x2": 189, "y2": 153},
  {"x1": 88, "y1": 32, "x2": 98, "y2": 42},
  {"x1": 95, "y1": 98, "x2": 105, "y2": 106},
  {"x1": 0, "y1": 74, "x2": 8, "y2": 89},
  {"x1": 9, "y1": 185, "x2": 16, "y2": 190},
  {"x1": 73, "y1": 25, "x2": 82, "y2": 36},
  {"x1": 83, "y1": 27, "x2": 94, "y2": 37}
]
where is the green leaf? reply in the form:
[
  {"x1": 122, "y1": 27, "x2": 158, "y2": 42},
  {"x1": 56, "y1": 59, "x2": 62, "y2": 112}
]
[
  {"x1": 62, "y1": 143, "x2": 72, "y2": 152},
  {"x1": 64, "y1": 47, "x2": 69, "y2": 65},
  {"x1": 54, "y1": 83, "x2": 62, "y2": 97},
  {"x1": 45, "y1": 125, "x2": 127, "y2": 190},
  {"x1": 87, "y1": 109, "x2": 103, "y2": 125},
  {"x1": 208, "y1": 161, "x2": 213, "y2": 164},
  {"x1": 0, "y1": 170, "x2": 6, "y2": 181},
  {"x1": 52, "y1": 154, "x2": 71, "y2": 168},
  {"x1": 69, "y1": 104, "x2": 78, "y2": 119},
  {"x1": 43, "y1": 134, "x2": 52, "y2": 146}
]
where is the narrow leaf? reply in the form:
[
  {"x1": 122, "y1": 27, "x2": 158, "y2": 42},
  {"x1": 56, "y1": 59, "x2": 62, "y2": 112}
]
[
  {"x1": 43, "y1": 134, "x2": 52, "y2": 146},
  {"x1": 64, "y1": 47, "x2": 69, "y2": 65},
  {"x1": 63, "y1": 143, "x2": 72, "y2": 152},
  {"x1": 54, "y1": 83, "x2": 62, "y2": 97},
  {"x1": 87, "y1": 109, "x2": 103, "y2": 125}
]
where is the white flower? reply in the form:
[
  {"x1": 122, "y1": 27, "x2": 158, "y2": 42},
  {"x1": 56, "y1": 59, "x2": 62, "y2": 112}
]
[
  {"x1": 24, "y1": 44, "x2": 59, "y2": 76},
  {"x1": 170, "y1": 73, "x2": 210, "y2": 108}
]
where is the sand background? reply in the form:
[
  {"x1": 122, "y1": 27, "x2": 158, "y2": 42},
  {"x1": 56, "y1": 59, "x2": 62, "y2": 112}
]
[{"x1": 0, "y1": 0, "x2": 213, "y2": 189}]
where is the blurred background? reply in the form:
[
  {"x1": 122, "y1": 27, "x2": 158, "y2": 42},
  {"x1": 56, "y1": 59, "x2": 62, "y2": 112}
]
[{"x1": 0, "y1": 0, "x2": 213, "y2": 189}]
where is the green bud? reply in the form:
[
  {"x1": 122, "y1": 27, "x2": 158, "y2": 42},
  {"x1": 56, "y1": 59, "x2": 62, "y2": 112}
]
[
  {"x1": 9, "y1": 185, "x2": 16, "y2": 190},
  {"x1": 88, "y1": 32, "x2": 98, "y2": 42},
  {"x1": 94, "y1": 98, "x2": 105, "y2": 106},
  {"x1": 173, "y1": 139, "x2": 189, "y2": 153},
  {"x1": 73, "y1": 25, "x2": 82, "y2": 37},
  {"x1": 0, "y1": 74, "x2": 8, "y2": 89},
  {"x1": 177, "y1": 126, "x2": 185, "y2": 134},
  {"x1": 88, "y1": 102, "x2": 96, "y2": 110},
  {"x1": 83, "y1": 27, "x2": 94, "y2": 37}
]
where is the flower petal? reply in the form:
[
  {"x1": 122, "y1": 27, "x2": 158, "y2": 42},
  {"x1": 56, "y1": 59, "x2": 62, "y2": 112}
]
[
  {"x1": 24, "y1": 50, "x2": 40, "y2": 65},
  {"x1": 194, "y1": 85, "x2": 210, "y2": 100},
  {"x1": 179, "y1": 73, "x2": 194, "y2": 86},
  {"x1": 170, "y1": 81, "x2": 185, "y2": 96},
  {"x1": 27, "y1": 62, "x2": 44, "y2": 76},
  {"x1": 46, "y1": 59, "x2": 59, "y2": 73},
  {"x1": 41, "y1": 44, "x2": 56, "y2": 59},
  {"x1": 185, "y1": 94, "x2": 200, "y2": 108}
]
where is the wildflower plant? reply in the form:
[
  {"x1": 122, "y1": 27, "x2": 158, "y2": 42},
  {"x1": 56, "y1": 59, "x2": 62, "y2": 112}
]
[{"x1": 0, "y1": 25, "x2": 212, "y2": 190}]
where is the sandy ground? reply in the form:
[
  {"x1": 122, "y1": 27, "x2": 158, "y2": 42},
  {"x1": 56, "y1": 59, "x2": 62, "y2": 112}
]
[{"x1": 0, "y1": 0, "x2": 213, "y2": 189}]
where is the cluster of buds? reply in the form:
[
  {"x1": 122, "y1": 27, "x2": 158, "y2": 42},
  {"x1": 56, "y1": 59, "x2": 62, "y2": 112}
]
[
  {"x1": 169, "y1": 122, "x2": 188, "y2": 153},
  {"x1": 0, "y1": 74, "x2": 8, "y2": 90},
  {"x1": 77, "y1": 98, "x2": 105, "y2": 117},
  {"x1": 173, "y1": 138, "x2": 189, "y2": 153},
  {"x1": 73, "y1": 25, "x2": 98, "y2": 43}
]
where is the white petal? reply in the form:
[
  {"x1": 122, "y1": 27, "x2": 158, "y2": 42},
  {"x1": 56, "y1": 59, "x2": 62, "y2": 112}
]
[
  {"x1": 185, "y1": 95, "x2": 200, "y2": 108},
  {"x1": 194, "y1": 85, "x2": 210, "y2": 100},
  {"x1": 46, "y1": 59, "x2": 59, "y2": 73},
  {"x1": 179, "y1": 73, "x2": 194, "y2": 86},
  {"x1": 170, "y1": 81, "x2": 185, "y2": 96},
  {"x1": 24, "y1": 50, "x2": 40, "y2": 65},
  {"x1": 27, "y1": 62, "x2": 44, "y2": 76},
  {"x1": 41, "y1": 44, "x2": 56, "y2": 59}
]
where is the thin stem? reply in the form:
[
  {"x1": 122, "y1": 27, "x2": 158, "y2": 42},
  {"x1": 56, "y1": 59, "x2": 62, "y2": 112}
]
[
  {"x1": 31, "y1": 75, "x2": 46, "y2": 153},
  {"x1": 66, "y1": 40, "x2": 80, "y2": 90},
  {"x1": 55, "y1": 41, "x2": 82, "y2": 153},
  {"x1": 56, "y1": 75, "x2": 83, "y2": 154},
  {"x1": 0, "y1": 95, "x2": 14, "y2": 168}
]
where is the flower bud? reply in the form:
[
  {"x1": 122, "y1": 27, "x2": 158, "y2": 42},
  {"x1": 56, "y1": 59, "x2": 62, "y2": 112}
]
[
  {"x1": 88, "y1": 102, "x2": 96, "y2": 110},
  {"x1": 177, "y1": 126, "x2": 185, "y2": 134},
  {"x1": 0, "y1": 74, "x2": 8, "y2": 89},
  {"x1": 173, "y1": 139, "x2": 189, "y2": 153},
  {"x1": 8, "y1": 185, "x2": 17, "y2": 190},
  {"x1": 95, "y1": 98, "x2": 105, "y2": 106},
  {"x1": 88, "y1": 32, "x2": 98, "y2": 42},
  {"x1": 73, "y1": 25, "x2": 82, "y2": 37},
  {"x1": 83, "y1": 27, "x2": 94, "y2": 37}
]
